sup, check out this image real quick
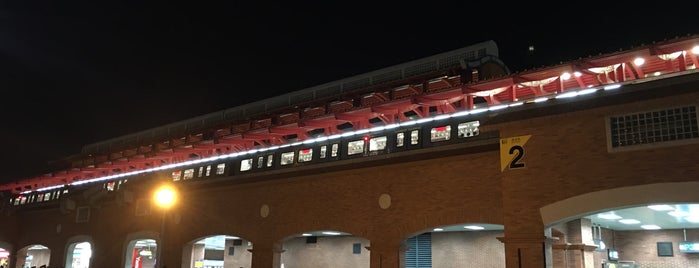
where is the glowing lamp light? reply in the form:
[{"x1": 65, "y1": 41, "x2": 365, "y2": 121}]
[
  {"x1": 633, "y1": 57, "x2": 645, "y2": 66},
  {"x1": 153, "y1": 185, "x2": 177, "y2": 209},
  {"x1": 139, "y1": 249, "x2": 153, "y2": 257}
]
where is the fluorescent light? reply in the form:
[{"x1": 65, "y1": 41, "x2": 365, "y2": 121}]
[
  {"x1": 301, "y1": 233, "x2": 312, "y2": 236},
  {"x1": 463, "y1": 225, "x2": 485, "y2": 230},
  {"x1": 321, "y1": 231, "x2": 341, "y2": 235},
  {"x1": 619, "y1": 219, "x2": 640, "y2": 224},
  {"x1": 640, "y1": 224, "x2": 661, "y2": 230},
  {"x1": 433, "y1": 228, "x2": 444, "y2": 231},
  {"x1": 668, "y1": 210, "x2": 691, "y2": 217},
  {"x1": 597, "y1": 213, "x2": 622, "y2": 220},
  {"x1": 648, "y1": 205, "x2": 675, "y2": 211}
]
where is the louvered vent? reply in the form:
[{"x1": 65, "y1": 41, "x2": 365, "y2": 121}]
[{"x1": 608, "y1": 106, "x2": 699, "y2": 151}]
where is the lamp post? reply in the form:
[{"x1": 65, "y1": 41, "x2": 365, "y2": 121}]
[{"x1": 153, "y1": 184, "x2": 177, "y2": 268}]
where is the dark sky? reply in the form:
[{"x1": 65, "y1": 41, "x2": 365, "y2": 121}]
[{"x1": 0, "y1": 1, "x2": 697, "y2": 183}]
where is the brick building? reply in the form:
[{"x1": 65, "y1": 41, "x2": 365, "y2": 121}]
[{"x1": 1, "y1": 35, "x2": 698, "y2": 268}]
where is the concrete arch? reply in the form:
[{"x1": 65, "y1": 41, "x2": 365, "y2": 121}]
[
  {"x1": 540, "y1": 181, "x2": 699, "y2": 226},
  {"x1": 400, "y1": 207, "x2": 504, "y2": 239}
]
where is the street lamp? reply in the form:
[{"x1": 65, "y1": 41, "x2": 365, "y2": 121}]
[{"x1": 153, "y1": 184, "x2": 177, "y2": 268}]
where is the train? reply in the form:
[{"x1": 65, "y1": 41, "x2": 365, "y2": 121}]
[{"x1": 8, "y1": 112, "x2": 491, "y2": 207}]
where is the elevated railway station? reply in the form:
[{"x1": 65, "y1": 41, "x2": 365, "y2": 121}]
[{"x1": 0, "y1": 35, "x2": 698, "y2": 268}]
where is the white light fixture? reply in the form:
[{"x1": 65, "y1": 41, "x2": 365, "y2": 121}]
[
  {"x1": 668, "y1": 210, "x2": 691, "y2": 217},
  {"x1": 633, "y1": 57, "x2": 645, "y2": 66},
  {"x1": 598, "y1": 213, "x2": 622, "y2": 220},
  {"x1": 433, "y1": 228, "x2": 444, "y2": 232},
  {"x1": 301, "y1": 233, "x2": 312, "y2": 236},
  {"x1": 619, "y1": 219, "x2": 641, "y2": 224},
  {"x1": 321, "y1": 231, "x2": 341, "y2": 235},
  {"x1": 640, "y1": 224, "x2": 661, "y2": 230},
  {"x1": 648, "y1": 205, "x2": 675, "y2": 211},
  {"x1": 463, "y1": 225, "x2": 485, "y2": 230}
]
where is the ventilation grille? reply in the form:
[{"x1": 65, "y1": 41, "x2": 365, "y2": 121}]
[
  {"x1": 135, "y1": 198, "x2": 152, "y2": 216},
  {"x1": 608, "y1": 106, "x2": 699, "y2": 150},
  {"x1": 76, "y1": 206, "x2": 90, "y2": 223}
]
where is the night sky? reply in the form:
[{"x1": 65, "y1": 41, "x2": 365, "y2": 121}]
[{"x1": 0, "y1": 1, "x2": 697, "y2": 183}]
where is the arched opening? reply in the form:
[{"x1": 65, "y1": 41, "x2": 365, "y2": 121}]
[
  {"x1": 541, "y1": 182, "x2": 699, "y2": 268},
  {"x1": 16, "y1": 244, "x2": 50, "y2": 268},
  {"x1": 0, "y1": 248, "x2": 8, "y2": 267},
  {"x1": 124, "y1": 239, "x2": 157, "y2": 268},
  {"x1": 183, "y1": 234, "x2": 252, "y2": 268},
  {"x1": 280, "y1": 230, "x2": 369, "y2": 268},
  {"x1": 403, "y1": 223, "x2": 504, "y2": 268},
  {"x1": 65, "y1": 242, "x2": 91, "y2": 268}
]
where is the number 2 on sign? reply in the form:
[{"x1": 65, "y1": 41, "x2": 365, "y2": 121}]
[{"x1": 508, "y1": 145, "x2": 525, "y2": 169}]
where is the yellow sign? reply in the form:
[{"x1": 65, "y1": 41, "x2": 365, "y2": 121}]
[{"x1": 500, "y1": 135, "x2": 531, "y2": 172}]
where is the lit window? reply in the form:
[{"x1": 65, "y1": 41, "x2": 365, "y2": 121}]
[
  {"x1": 171, "y1": 171, "x2": 182, "y2": 181},
  {"x1": 106, "y1": 181, "x2": 116, "y2": 191},
  {"x1": 410, "y1": 130, "x2": 420, "y2": 145},
  {"x1": 257, "y1": 156, "x2": 264, "y2": 168},
  {"x1": 205, "y1": 165, "x2": 212, "y2": 176},
  {"x1": 396, "y1": 132, "x2": 405, "y2": 147},
  {"x1": 430, "y1": 126, "x2": 451, "y2": 142},
  {"x1": 347, "y1": 140, "x2": 365, "y2": 155},
  {"x1": 320, "y1": 145, "x2": 327, "y2": 159},
  {"x1": 281, "y1": 152, "x2": 295, "y2": 165},
  {"x1": 216, "y1": 163, "x2": 226, "y2": 175},
  {"x1": 266, "y1": 155, "x2": 274, "y2": 167},
  {"x1": 458, "y1": 121, "x2": 480, "y2": 138},
  {"x1": 183, "y1": 169, "x2": 195, "y2": 180},
  {"x1": 197, "y1": 166, "x2": 204, "y2": 177},
  {"x1": 240, "y1": 158, "x2": 253, "y2": 171},
  {"x1": 298, "y1": 148, "x2": 313, "y2": 162},
  {"x1": 331, "y1": 144, "x2": 339, "y2": 157},
  {"x1": 369, "y1": 136, "x2": 387, "y2": 151}
]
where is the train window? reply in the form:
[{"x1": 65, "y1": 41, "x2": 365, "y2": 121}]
[
  {"x1": 205, "y1": 165, "x2": 212, "y2": 176},
  {"x1": 281, "y1": 151, "x2": 295, "y2": 165},
  {"x1": 172, "y1": 171, "x2": 182, "y2": 181},
  {"x1": 216, "y1": 163, "x2": 226, "y2": 175},
  {"x1": 198, "y1": 166, "x2": 204, "y2": 177},
  {"x1": 240, "y1": 158, "x2": 253, "y2": 171},
  {"x1": 347, "y1": 140, "x2": 365, "y2": 155},
  {"x1": 331, "y1": 143, "x2": 339, "y2": 157},
  {"x1": 430, "y1": 125, "x2": 451, "y2": 142},
  {"x1": 298, "y1": 148, "x2": 313, "y2": 162},
  {"x1": 396, "y1": 132, "x2": 405, "y2": 147},
  {"x1": 369, "y1": 136, "x2": 387, "y2": 151},
  {"x1": 410, "y1": 130, "x2": 420, "y2": 145},
  {"x1": 37, "y1": 193, "x2": 44, "y2": 202},
  {"x1": 257, "y1": 156, "x2": 264, "y2": 168},
  {"x1": 106, "y1": 181, "x2": 116, "y2": 191},
  {"x1": 320, "y1": 145, "x2": 327, "y2": 159},
  {"x1": 183, "y1": 169, "x2": 195, "y2": 180},
  {"x1": 43, "y1": 193, "x2": 51, "y2": 201},
  {"x1": 266, "y1": 155, "x2": 274, "y2": 167},
  {"x1": 458, "y1": 121, "x2": 480, "y2": 137}
]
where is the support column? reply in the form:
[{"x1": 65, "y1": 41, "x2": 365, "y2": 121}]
[
  {"x1": 497, "y1": 235, "x2": 547, "y2": 268},
  {"x1": 249, "y1": 243, "x2": 283, "y2": 268},
  {"x1": 366, "y1": 242, "x2": 404, "y2": 268},
  {"x1": 559, "y1": 218, "x2": 598, "y2": 268}
]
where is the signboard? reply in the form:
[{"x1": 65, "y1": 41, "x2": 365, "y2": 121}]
[{"x1": 500, "y1": 135, "x2": 531, "y2": 172}]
